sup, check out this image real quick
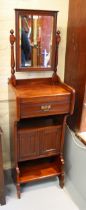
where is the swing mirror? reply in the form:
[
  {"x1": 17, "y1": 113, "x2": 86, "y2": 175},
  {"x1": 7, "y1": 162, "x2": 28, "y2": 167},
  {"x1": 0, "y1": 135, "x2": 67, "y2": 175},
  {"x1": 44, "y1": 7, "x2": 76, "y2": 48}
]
[{"x1": 15, "y1": 9, "x2": 58, "y2": 71}]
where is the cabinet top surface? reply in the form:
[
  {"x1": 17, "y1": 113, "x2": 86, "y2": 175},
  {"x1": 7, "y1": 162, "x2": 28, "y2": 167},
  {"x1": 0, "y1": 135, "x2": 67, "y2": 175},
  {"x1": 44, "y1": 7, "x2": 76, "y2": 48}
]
[{"x1": 10, "y1": 78, "x2": 71, "y2": 99}]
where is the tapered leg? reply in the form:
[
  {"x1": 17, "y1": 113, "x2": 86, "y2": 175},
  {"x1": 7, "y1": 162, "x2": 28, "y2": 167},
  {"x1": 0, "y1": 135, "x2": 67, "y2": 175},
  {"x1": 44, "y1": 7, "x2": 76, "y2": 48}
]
[
  {"x1": 58, "y1": 154, "x2": 65, "y2": 188},
  {"x1": 16, "y1": 167, "x2": 21, "y2": 198},
  {"x1": 0, "y1": 193, "x2": 6, "y2": 205},
  {"x1": 59, "y1": 173, "x2": 64, "y2": 188},
  {"x1": 16, "y1": 183, "x2": 21, "y2": 199}
]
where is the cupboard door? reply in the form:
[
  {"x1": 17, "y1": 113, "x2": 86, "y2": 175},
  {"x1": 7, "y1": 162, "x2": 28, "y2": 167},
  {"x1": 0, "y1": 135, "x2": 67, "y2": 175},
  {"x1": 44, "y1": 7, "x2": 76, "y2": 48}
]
[
  {"x1": 39, "y1": 126, "x2": 61, "y2": 157},
  {"x1": 18, "y1": 130, "x2": 38, "y2": 161}
]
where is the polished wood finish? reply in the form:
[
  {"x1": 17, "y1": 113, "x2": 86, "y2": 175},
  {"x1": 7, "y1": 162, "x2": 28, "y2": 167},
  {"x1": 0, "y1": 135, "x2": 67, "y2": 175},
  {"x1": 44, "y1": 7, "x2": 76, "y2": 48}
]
[
  {"x1": 65, "y1": 0, "x2": 86, "y2": 132},
  {"x1": 8, "y1": 9, "x2": 75, "y2": 198},
  {"x1": 8, "y1": 78, "x2": 75, "y2": 198},
  {"x1": 17, "y1": 117, "x2": 62, "y2": 161},
  {"x1": 9, "y1": 78, "x2": 74, "y2": 121},
  {"x1": 17, "y1": 157, "x2": 61, "y2": 183},
  {"x1": 0, "y1": 128, "x2": 6, "y2": 205},
  {"x1": 53, "y1": 30, "x2": 61, "y2": 77},
  {"x1": 9, "y1": 29, "x2": 16, "y2": 86}
]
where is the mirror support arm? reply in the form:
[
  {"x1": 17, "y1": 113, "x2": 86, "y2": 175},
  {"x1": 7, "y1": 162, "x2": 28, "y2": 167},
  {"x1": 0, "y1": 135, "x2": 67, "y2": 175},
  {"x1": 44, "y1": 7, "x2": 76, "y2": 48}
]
[
  {"x1": 9, "y1": 29, "x2": 16, "y2": 86},
  {"x1": 55, "y1": 30, "x2": 61, "y2": 71},
  {"x1": 52, "y1": 30, "x2": 61, "y2": 82}
]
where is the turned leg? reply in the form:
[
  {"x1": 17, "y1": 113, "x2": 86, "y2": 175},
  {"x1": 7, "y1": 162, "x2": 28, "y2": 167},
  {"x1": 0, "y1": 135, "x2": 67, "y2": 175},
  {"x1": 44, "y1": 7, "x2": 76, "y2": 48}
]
[
  {"x1": 16, "y1": 167, "x2": 21, "y2": 199},
  {"x1": 59, "y1": 173, "x2": 64, "y2": 188},
  {"x1": 0, "y1": 193, "x2": 6, "y2": 205},
  {"x1": 58, "y1": 154, "x2": 65, "y2": 188},
  {"x1": 16, "y1": 183, "x2": 21, "y2": 199}
]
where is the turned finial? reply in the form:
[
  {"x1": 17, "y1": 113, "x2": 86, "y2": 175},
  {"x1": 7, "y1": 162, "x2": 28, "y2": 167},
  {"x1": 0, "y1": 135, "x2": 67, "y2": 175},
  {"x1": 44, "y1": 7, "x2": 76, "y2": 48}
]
[
  {"x1": 10, "y1": 29, "x2": 16, "y2": 45},
  {"x1": 10, "y1": 29, "x2": 14, "y2": 34},
  {"x1": 56, "y1": 30, "x2": 61, "y2": 45}
]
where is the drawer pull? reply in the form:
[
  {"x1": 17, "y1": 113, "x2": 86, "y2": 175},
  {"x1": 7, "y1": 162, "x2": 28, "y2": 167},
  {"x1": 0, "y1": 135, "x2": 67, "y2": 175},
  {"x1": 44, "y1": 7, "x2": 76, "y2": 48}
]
[{"x1": 41, "y1": 105, "x2": 51, "y2": 112}]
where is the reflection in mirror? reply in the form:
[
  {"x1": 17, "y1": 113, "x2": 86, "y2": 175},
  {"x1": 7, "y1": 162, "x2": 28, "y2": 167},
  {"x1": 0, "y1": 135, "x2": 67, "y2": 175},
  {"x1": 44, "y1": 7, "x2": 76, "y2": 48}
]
[{"x1": 19, "y1": 15, "x2": 54, "y2": 68}]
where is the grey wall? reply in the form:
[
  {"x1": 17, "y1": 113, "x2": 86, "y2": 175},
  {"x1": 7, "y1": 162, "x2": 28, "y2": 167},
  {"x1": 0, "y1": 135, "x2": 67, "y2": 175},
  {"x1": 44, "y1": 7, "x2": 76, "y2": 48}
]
[{"x1": 64, "y1": 126, "x2": 86, "y2": 210}]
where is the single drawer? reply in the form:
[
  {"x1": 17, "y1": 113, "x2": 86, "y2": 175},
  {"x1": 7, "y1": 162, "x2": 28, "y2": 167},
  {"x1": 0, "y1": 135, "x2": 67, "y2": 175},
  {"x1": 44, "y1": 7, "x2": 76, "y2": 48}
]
[{"x1": 20, "y1": 96, "x2": 71, "y2": 119}]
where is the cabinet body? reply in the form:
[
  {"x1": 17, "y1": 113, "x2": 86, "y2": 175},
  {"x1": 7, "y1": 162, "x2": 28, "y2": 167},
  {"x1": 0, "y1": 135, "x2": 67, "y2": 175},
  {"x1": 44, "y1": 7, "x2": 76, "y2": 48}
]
[
  {"x1": 0, "y1": 128, "x2": 6, "y2": 205},
  {"x1": 8, "y1": 78, "x2": 75, "y2": 198}
]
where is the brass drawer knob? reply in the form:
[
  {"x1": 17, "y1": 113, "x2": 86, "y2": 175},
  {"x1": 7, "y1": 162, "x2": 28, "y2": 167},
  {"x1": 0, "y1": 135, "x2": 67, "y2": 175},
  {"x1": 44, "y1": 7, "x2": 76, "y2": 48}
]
[{"x1": 41, "y1": 105, "x2": 51, "y2": 112}]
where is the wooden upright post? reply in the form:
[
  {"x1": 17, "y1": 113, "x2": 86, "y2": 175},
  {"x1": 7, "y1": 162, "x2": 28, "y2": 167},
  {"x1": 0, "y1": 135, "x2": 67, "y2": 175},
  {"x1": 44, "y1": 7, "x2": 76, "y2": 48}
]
[
  {"x1": 52, "y1": 30, "x2": 61, "y2": 82},
  {"x1": 9, "y1": 29, "x2": 16, "y2": 86}
]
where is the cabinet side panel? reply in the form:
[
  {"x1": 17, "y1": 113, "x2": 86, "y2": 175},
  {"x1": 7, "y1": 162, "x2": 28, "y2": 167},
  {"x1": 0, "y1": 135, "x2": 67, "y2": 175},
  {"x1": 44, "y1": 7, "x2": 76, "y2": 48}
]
[{"x1": 8, "y1": 84, "x2": 17, "y2": 171}]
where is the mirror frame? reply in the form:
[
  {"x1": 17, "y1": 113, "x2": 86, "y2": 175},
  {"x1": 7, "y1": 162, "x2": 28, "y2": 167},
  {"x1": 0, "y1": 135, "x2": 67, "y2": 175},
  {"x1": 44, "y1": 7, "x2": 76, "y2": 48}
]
[{"x1": 15, "y1": 9, "x2": 58, "y2": 72}]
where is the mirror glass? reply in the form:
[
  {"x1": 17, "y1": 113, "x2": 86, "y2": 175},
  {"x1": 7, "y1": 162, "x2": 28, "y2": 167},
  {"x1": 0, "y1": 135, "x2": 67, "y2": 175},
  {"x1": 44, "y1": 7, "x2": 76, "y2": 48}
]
[
  {"x1": 15, "y1": 10, "x2": 57, "y2": 71},
  {"x1": 19, "y1": 15, "x2": 53, "y2": 68}
]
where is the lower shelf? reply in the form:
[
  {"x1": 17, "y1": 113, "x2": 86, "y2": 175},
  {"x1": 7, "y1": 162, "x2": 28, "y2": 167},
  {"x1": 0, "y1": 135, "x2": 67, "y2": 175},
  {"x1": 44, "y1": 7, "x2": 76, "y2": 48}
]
[{"x1": 17, "y1": 157, "x2": 61, "y2": 184}]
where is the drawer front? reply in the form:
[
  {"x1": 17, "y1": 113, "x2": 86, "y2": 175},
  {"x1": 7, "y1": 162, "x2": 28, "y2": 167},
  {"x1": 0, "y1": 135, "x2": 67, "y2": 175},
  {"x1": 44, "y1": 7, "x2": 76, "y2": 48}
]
[{"x1": 20, "y1": 97, "x2": 70, "y2": 118}]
